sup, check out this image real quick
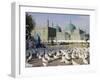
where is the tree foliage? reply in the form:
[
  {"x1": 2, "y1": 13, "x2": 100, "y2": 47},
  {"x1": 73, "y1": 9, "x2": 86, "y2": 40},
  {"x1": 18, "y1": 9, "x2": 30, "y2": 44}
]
[{"x1": 26, "y1": 13, "x2": 36, "y2": 40}]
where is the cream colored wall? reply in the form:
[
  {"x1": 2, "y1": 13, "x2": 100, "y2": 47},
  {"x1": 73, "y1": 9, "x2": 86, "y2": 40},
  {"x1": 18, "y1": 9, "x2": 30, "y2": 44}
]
[
  {"x1": 31, "y1": 27, "x2": 48, "y2": 42},
  {"x1": 71, "y1": 29, "x2": 81, "y2": 40}
]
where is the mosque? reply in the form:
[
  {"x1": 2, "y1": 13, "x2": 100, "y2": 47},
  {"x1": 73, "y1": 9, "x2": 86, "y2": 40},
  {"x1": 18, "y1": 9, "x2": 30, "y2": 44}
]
[{"x1": 31, "y1": 20, "x2": 89, "y2": 44}]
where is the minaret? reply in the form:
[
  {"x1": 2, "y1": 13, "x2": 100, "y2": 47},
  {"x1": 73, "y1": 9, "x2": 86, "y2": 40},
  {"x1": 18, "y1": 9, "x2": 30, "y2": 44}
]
[
  {"x1": 69, "y1": 16, "x2": 72, "y2": 24},
  {"x1": 52, "y1": 22, "x2": 54, "y2": 27},
  {"x1": 67, "y1": 16, "x2": 72, "y2": 34},
  {"x1": 47, "y1": 19, "x2": 49, "y2": 27}
]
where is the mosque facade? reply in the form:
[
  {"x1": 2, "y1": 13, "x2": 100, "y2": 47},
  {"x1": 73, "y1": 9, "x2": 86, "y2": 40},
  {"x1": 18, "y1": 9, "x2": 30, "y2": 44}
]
[{"x1": 31, "y1": 20, "x2": 89, "y2": 44}]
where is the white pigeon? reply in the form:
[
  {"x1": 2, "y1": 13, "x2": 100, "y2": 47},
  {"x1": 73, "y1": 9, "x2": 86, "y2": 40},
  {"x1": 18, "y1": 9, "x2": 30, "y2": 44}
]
[
  {"x1": 60, "y1": 50, "x2": 66, "y2": 55},
  {"x1": 53, "y1": 54, "x2": 59, "y2": 59},
  {"x1": 42, "y1": 56, "x2": 48, "y2": 66},
  {"x1": 60, "y1": 55, "x2": 65, "y2": 63},
  {"x1": 64, "y1": 59, "x2": 71, "y2": 64},
  {"x1": 72, "y1": 49, "x2": 76, "y2": 58},
  {"x1": 78, "y1": 51, "x2": 84, "y2": 59},
  {"x1": 56, "y1": 51, "x2": 62, "y2": 57},
  {"x1": 60, "y1": 54, "x2": 71, "y2": 64},
  {"x1": 25, "y1": 63, "x2": 33, "y2": 67},
  {"x1": 45, "y1": 54, "x2": 51, "y2": 61},
  {"x1": 26, "y1": 53, "x2": 32, "y2": 62},
  {"x1": 84, "y1": 51, "x2": 89, "y2": 59},
  {"x1": 38, "y1": 55, "x2": 42, "y2": 59},
  {"x1": 72, "y1": 59, "x2": 79, "y2": 65},
  {"x1": 82, "y1": 57, "x2": 88, "y2": 64},
  {"x1": 65, "y1": 52, "x2": 71, "y2": 60}
]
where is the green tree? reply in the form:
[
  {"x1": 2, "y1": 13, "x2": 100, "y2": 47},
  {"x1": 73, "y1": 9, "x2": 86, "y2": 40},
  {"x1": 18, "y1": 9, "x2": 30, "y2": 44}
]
[{"x1": 26, "y1": 13, "x2": 36, "y2": 40}]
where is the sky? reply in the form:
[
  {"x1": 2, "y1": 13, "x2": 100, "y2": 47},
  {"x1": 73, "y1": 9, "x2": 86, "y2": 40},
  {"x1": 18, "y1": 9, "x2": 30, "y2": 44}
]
[{"x1": 26, "y1": 12, "x2": 90, "y2": 34}]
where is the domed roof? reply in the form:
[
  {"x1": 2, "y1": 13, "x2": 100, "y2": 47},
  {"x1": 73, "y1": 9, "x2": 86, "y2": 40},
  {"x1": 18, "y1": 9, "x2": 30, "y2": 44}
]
[
  {"x1": 65, "y1": 23, "x2": 76, "y2": 32},
  {"x1": 54, "y1": 25, "x2": 62, "y2": 32}
]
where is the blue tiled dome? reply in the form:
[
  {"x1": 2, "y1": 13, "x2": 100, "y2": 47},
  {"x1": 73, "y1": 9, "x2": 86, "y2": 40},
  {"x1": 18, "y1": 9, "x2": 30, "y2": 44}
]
[
  {"x1": 65, "y1": 23, "x2": 76, "y2": 32},
  {"x1": 54, "y1": 25, "x2": 62, "y2": 32}
]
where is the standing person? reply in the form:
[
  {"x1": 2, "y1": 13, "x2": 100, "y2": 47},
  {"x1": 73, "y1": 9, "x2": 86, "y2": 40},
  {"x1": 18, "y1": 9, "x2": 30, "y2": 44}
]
[{"x1": 33, "y1": 32, "x2": 42, "y2": 48}]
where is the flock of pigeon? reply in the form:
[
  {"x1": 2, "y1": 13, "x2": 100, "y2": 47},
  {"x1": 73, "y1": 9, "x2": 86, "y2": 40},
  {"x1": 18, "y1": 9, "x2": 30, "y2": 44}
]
[{"x1": 26, "y1": 47, "x2": 89, "y2": 67}]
